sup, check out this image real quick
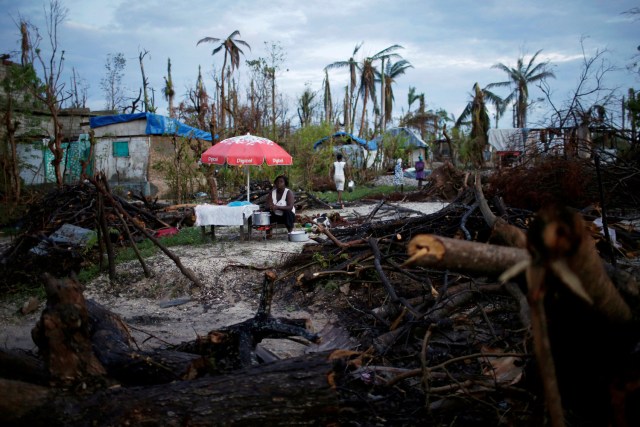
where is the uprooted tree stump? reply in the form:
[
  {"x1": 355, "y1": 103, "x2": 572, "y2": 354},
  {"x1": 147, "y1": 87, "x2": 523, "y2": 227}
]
[{"x1": 0, "y1": 271, "x2": 361, "y2": 426}]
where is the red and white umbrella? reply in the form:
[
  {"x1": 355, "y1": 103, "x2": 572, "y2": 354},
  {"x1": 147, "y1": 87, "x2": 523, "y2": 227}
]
[{"x1": 201, "y1": 133, "x2": 293, "y2": 201}]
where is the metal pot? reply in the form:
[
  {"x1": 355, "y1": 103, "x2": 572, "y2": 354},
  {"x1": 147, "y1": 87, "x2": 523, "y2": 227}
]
[
  {"x1": 252, "y1": 211, "x2": 271, "y2": 226},
  {"x1": 288, "y1": 231, "x2": 309, "y2": 242}
]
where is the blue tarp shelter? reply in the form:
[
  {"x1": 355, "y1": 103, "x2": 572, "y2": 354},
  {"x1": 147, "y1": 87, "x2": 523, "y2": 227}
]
[
  {"x1": 371, "y1": 127, "x2": 427, "y2": 149},
  {"x1": 312, "y1": 131, "x2": 378, "y2": 168},
  {"x1": 312, "y1": 131, "x2": 377, "y2": 151},
  {"x1": 90, "y1": 112, "x2": 212, "y2": 141}
]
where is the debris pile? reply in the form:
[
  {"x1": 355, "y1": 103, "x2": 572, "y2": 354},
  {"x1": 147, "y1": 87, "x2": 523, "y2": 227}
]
[
  {"x1": 1, "y1": 158, "x2": 640, "y2": 425},
  {"x1": 0, "y1": 174, "x2": 198, "y2": 291},
  {"x1": 271, "y1": 183, "x2": 640, "y2": 425}
]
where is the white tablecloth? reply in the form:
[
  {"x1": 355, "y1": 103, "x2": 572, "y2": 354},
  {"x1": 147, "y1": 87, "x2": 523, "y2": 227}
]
[{"x1": 194, "y1": 204, "x2": 260, "y2": 226}]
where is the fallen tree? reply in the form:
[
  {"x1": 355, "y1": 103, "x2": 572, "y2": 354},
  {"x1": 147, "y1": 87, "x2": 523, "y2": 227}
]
[{"x1": 0, "y1": 351, "x2": 358, "y2": 426}]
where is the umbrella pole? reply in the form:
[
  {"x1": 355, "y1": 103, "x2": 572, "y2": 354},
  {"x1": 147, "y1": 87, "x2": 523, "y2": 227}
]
[{"x1": 246, "y1": 166, "x2": 250, "y2": 202}]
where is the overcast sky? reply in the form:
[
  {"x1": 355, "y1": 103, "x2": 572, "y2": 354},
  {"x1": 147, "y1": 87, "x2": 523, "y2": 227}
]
[{"x1": 1, "y1": 0, "x2": 638, "y2": 129}]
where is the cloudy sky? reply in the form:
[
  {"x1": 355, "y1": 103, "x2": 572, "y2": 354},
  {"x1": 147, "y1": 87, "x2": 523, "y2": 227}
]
[{"x1": 1, "y1": 0, "x2": 638, "y2": 129}]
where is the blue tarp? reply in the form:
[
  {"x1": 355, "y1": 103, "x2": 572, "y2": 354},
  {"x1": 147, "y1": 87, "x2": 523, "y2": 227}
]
[
  {"x1": 90, "y1": 113, "x2": 212, "y2": 141},
  {"x1": 372, "y1": 127, "x2": 428, "y2": 148},
  {"x1": 313, "y1": 131, "x2": 377, "y2": 151}
]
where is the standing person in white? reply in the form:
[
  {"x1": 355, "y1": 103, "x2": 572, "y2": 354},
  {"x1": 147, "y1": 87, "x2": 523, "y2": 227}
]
[{"x1": 331, "y1": 153, "x2": 348, "y2": 208}]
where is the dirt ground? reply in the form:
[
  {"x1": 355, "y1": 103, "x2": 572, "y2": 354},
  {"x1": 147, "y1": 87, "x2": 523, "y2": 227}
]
[{"x1": 0, "y1": 201, "x2": 447, "y2": 357}]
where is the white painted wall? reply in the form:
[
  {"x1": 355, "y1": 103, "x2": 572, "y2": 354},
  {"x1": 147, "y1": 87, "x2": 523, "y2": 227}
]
[
  {"x1": 17, "y1": 141, "x2": 47, "y2": 185},
  {"x1": 93, "y1": 136, "x2": 151, "y2": 182},
  {"x1": 17, "y1": 136, "x2": 152, "y2": 186},
  {"x1": 91, "y1": 120, "x2": 147, "y2": 138}
]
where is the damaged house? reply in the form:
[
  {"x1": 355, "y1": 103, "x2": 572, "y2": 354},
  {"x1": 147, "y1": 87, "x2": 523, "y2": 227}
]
[
  {"x1": 15, "y1": 110, "x2": 212, "y2": 198},
  {"x1": 89, "y1": 113, "x2": 212, "y2": 197}
]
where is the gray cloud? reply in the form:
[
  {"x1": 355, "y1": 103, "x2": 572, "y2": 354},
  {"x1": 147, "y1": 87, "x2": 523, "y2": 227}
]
[{"x1": 1, "y1": 0, "x2": 637, "y2": 127}]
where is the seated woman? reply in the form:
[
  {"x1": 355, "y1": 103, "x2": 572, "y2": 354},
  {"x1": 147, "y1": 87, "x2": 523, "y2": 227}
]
[{"x1": 265, "y1": 174, "x2": 295, "y2": 237}]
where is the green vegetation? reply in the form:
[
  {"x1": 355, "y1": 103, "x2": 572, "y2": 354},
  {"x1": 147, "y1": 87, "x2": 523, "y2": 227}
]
[
  {"x1": 152, "y1": 135, "x2": 207, "y2": 203},
  {"x1": 124, "y1": 227, "x2": 204, "y2": 261},
  {"x1": 76, "y1": 264, "x2": 101, "y2": 284},
  {"x1": 312, "y1": 183, "x2": 415, "y2": 203},
  {"x1": 77, "y1": 227, "x2": 206, "y2": 284},
  {"x1": 286, "y1": 123, "x2": 335, "y2": 191}
]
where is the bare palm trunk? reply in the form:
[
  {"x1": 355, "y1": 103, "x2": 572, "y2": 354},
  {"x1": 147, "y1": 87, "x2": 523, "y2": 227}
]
[
  {"x1": 343, "y1": 86, "x2": 350, "y2": 130},
  {"x1": 380, "y1": 58, "x2": 385, "y2": 132},
  {"x1": 166, "y1": 59, "x2": 175, "y2": 118},
  {"x1": 250, "y1": 80, "x2": 256, "y2": 129},
  {"x1": 220, "y1": 53, "x2": 228, "y2": 134},
  {"x1": 358, "y1": 91, "x2": 369, "y2": 138},
  {"x1": 350, "y1": 93, "x2": 359, "y2": 135}
]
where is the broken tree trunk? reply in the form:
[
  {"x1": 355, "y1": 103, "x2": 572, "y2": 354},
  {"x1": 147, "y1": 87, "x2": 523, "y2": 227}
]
[
  {"x1": 524, "y1": 205, "x2": 637, "y2": 426},
  {"x1": 0, "y1": 269, "x2": 365, "y2": 426},
  {"x1": 31, "y1": 273, "x2": 107, "y2": 387},
  {"x1": 174, "y1": 271, "x2": 319, "y2": 371},
  {"x1": 0, "y1": 350, "x2": 358, "y2": 426},
  {"x1": 97, "y1": 192, "x2": 116, "y2": 282},
  {"x1": 405, "y1": 234, "x2": 529, "y2": 277},
  {"x1": 474, "y1": 172, "x2": 527, "y2": 248},
  {"x1": 0, "y1": 349, "x2": 48, "y2": 386},
  {"x1": 32, "y1": 272, "x2": 320, "y2": 384},
  {"x1": 85, "y1": 299, "x2": 201, "y2": 385}
]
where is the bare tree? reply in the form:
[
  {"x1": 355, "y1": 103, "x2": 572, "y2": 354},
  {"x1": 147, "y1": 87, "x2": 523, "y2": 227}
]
[
  {"x1": 25, "y1": 0, "x2": 71, "y2": 187},
  {"x1": 264, "y1": 41, "x2": 285, "y2": 139},
  {"x1": 100, "y1": 52, "x2": 126, "y2": 112},
  {"x1": 243, "y1": 42, "x2": 285, "y2": 138},
  {"x1": 19, "y1": 20, "x2": 29, "y2": 67},
  {"x1": 626, "y1": 88, "x2": 639, "y2": 143},
  {"x1": 469, "y1": 83, "x2": 490, "y2": 168},
  {"x1": 138, "y1": 48, "x2": 155, "y2": 113},
  {"x1": 540, "y1": 41, "x2": 620, "y2": 150},
  {"x1": 67, "y1": 67, "x2": 87, "y2": 109},
  {"x1": 123, "y1": 88, "x2": 142, "y2": 114},
  {"x1": 1, "y1": 61, "x2": 39, "y2": 204},
  {"x1": 1, "y1": 21, "x2": 40, "y2": 203},
  {"x1": 246, "y1": 58, "x2": 271, "y2": 134}
]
